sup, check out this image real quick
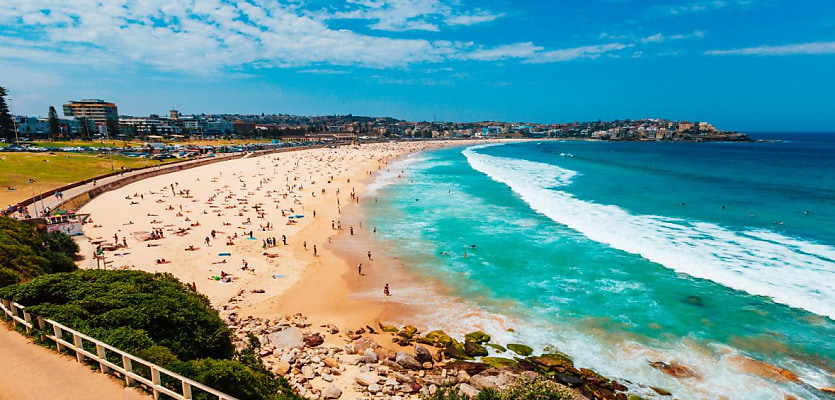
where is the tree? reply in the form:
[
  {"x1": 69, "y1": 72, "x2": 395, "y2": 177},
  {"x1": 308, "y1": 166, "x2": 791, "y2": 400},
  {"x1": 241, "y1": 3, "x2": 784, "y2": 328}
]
[
  {"x1": 48, "y1": 106, "x2": 61, "y2": 140},
  {"x1": 106, "y1": 117, "x2": 119, "y2": 139},
  {"x1": 78, "y1": 117, "x2": 92, "y2": 140},
  {"x1": 0, "y1": 86, "x2": 14, "y2": 140}
]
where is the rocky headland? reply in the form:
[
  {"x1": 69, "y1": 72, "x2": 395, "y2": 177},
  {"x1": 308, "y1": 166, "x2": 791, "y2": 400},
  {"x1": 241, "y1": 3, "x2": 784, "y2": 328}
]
[{"x1": 226, "y1": 312, "x2": 667, "y2": 400}]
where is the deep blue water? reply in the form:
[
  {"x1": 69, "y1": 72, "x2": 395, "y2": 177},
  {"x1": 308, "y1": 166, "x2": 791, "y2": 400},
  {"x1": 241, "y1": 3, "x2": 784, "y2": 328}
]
[{"x1": 363, "y1": 134, "x2": 835, "y2": 399}]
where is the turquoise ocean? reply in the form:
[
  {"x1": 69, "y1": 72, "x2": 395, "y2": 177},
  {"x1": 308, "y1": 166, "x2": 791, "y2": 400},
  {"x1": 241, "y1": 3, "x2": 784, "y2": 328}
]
[{"x1": 361, "y1": 135, "x2": 835, "y2": 399}]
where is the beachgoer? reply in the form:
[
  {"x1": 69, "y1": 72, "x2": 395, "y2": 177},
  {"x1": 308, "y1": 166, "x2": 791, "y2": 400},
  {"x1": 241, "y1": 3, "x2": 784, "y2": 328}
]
[
  {"x1": 383, "y1": 284, "x2": 390, "y2": 296},
  {"x1": 313, "y1": 245, "x2": 317, "y2": 256},
  {"x1": 367, "y1": 251, "x2": 372, "y2": 260},
  {"x1": 358, "y1": 263, "x2": 362, "y2": 275}
]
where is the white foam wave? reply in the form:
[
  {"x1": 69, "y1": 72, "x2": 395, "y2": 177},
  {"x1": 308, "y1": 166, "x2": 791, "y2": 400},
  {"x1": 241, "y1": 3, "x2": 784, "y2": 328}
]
[
  {"x1": 463, "y1": 145, "x2": 835, "y2": 320},
  {"x1": 365, "y1": 153, "x2": 425, "y2": 196}
]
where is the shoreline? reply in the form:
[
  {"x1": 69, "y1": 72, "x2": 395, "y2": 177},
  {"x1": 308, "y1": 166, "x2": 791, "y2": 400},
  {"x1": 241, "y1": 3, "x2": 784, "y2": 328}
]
[{"x1": 73, "y1": 139, "x2": 506, "y2": 342}]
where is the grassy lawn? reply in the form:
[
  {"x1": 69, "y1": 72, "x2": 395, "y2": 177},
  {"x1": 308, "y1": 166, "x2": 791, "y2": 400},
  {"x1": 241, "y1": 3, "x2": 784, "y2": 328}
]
[{"x1": 0, "y1": 152, "x2": 176, "y2": 207}]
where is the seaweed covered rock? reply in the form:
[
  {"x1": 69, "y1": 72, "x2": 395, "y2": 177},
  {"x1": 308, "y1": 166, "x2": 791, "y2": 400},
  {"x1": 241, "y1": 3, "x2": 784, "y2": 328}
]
[
  {"x1": 529, "y1": 353, "x2": 574, "y2": 372},
  {"x1": 485, "y1": 343, "x2": 507, "y2": 353},
  {"x1": 443, "y1": 339, "x2": 474, "y2": 360},
  {"x1": 482, "y1": 357, "x2": 518, "y2": 369},
  {"x1": 465, "y1": 330, "x2": 491, "y2": 344},
  {"x1": 377, "y1": 322, "x2": 399, "y2": 333},
  {"x1": 425, "y1": 330, "x2": 454, "y2": 347},
  {"x1": 507, "y1": 343, "x2": 533, "y2": 356},
  {"x1": 464, "y1": 340, "x2": 489, "y2": 357}
]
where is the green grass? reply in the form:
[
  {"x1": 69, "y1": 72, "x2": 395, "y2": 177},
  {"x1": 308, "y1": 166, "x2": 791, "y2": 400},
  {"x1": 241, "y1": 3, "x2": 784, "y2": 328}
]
[{"x1": 0, "y1": 152, "x2": 178, "y2": 206}]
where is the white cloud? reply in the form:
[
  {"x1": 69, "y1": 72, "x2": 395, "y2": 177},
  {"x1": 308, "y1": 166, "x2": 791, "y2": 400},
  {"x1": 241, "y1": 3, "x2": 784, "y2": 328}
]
[
  {"x1": 705, "y1": 41, "x2": 835, "y2": 56},
  {"x1": 326, "y1": 0, "x2": 502, "y2": 32},
  {"x1": 0, "y1": 0, "x2": 630, "y2": 75},
  {"x1": 640, "y1": 30, "x2": 706, "y2": 43},
  {"x1": 466, "y1": 42, "x2": 543, "y2": 61},
  {"x1": 446, "y1": 10, "x2": 504, "y2": 26},
  {"x1": 528, "y1": 43, "x2": 629, "y2": 63}
]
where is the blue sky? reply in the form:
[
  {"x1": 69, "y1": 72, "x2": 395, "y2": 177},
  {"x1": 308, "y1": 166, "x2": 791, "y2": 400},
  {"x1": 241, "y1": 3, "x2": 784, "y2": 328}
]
[{"x1": 1, "y1": 0, "x2": 834, "y2": 131}]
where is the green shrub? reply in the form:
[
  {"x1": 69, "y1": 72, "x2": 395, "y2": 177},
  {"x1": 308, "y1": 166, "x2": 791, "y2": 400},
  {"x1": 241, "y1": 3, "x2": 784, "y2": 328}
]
[
  {"x1": 175, "y1": 358, "x2": 303, "y2": 400},
  {"x1": 497, "y1": 378, "x2": 575, "y2": 400},
  {"x1": 0, "y1": 217, "x2": 79, "y2": 287},
  {"x1": 0, "y1": 270, "x2": 233, "y2": 361},
  {"x1": 421, "y1": 379, "x2": 575, "y2": 400}
]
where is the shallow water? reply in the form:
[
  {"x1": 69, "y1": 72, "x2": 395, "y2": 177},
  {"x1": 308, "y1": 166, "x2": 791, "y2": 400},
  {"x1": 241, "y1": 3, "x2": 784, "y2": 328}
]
[{"x1": 361, "y1": 136, "x2": 835, "y2": 399}]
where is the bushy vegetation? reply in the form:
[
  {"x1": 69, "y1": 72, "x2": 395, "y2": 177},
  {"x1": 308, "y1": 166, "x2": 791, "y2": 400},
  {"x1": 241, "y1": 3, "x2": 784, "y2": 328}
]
[
  {"x1": 0, "y1": 268, "x2": 302, "y2": 400},
  {"x1": 0, "y1": 269, "x2": 233, "y2": 360},
  {"x1": 422, "y1": 378, "x2": 576, "y2": 400},
  {"x1": 0, "y1": 217, "x2": 77, "y2": 287}
]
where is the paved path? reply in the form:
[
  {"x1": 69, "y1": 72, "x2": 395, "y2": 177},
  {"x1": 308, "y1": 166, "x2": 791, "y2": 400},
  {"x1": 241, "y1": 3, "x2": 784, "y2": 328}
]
[{"x1": 0, "y1": 323, "x2": 149, "y2": 400}]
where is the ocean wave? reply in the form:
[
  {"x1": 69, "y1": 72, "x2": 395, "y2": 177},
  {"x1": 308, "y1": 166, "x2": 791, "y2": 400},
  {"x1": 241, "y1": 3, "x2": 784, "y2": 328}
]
[{"x1": 463, "y1": 145, "x2": 835, "y2": 320}]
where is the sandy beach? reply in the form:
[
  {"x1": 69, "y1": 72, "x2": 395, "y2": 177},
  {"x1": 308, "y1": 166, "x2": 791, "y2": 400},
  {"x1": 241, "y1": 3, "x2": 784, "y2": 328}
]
[{"x1": 76, "y1": 140, "x2": 492, "y2": 330}]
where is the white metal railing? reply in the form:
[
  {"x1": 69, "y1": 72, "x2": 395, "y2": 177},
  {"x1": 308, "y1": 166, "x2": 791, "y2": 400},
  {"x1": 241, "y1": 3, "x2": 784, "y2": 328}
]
[{"x1": 0, "y1": 298, "x2": 238, "y2": 400}]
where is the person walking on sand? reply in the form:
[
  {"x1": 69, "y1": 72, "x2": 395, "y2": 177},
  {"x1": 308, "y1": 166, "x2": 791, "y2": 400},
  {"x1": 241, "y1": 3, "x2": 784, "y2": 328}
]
[
  {"x1": 205, "y1": 236, "x2": 210, "y2": 246},
  {"x1": 313, "y1": 245, "x2": 317, "y2": 256},
  {"x1": 367, "y1": 251, "x2": 372, "y2": 261},
  {"x1": 358, "y1": 263, "x2": 362, "y2": 275},
  {"x1": 383, "y1": 284, "x2": 390, "y2": 296},
  {"x1": 282, "y1": 235, "x2": 287, "y2": 245}
]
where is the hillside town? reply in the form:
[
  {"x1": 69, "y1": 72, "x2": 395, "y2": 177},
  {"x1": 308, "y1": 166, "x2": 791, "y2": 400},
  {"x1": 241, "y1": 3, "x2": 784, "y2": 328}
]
[{"x1": 7, "y1": 98, "x2": 750, "y2": 143}]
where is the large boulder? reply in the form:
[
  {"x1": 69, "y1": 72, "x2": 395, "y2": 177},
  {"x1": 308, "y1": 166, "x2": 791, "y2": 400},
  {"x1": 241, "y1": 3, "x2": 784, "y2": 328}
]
[
  {"x1": 458, "y1": 383, "x2": 481, "y2": 397},
  {"x1": 396, "y1": 352, "x2": 423, "y2": 370},
  {"x1": 321, "y1": 384, "x2": 342, "y2": 399},
  {"x1": 469, "y1": 368, "x2": 519, "y2": 390},
  {"x1": 649, "y1": 361, "x2": 698, "y2": 379},
  {"x1": 443, "y1": 360, "x2": 488, "y2": 376},
  {"x1": 356, "y1": 373, "x2": 379, "y2": 386},
  {"x1": 464, "y1": 341, "x2": 489, "y2": 357},
  {"x1": 272, "y1": 361, "x2": 291, "y2": 376},
  {"x1": 352, "y1": 337, "x2": 381, "y2": 354},
  {"x1": 268, "y1": 327, "x2": 304, "y2": 349},
  {"x1": 363, "y1": 348, "x2": 379, "y2": 364},
  {"x1": 507, "y1": 343, "x2": 533, "y2": 356},
  {"x1": 425, "y1": 330, "x2": 454, "y2": 347},
  {"x1": 414, "y1": 344, "x2": 434, "y2": 364},
  {"x1": 443, "y1": 340, "x2": 473, "y2": 360},
  {"x1": 529, "y1": 353, "x2": 574, "y2": 372},
  {"x1": 303, "y1": 333, "x2": 324, "y2": 347},
  {"x1": 398, "y1": 325, "x2": 418, "y2": 338},
  {"x1": 465, "y1": 331, "x2": 491, "y2": 344}
]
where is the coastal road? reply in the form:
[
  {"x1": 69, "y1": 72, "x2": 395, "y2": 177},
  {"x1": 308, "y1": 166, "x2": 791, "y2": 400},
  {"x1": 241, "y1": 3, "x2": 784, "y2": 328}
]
[{"x1": 0, "y1": 323, "x2": 149, "y2": 400}]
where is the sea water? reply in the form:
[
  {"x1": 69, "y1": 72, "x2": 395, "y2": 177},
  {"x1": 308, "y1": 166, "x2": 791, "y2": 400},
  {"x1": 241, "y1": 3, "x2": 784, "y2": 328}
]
[{"x1": 362, "y1": 135, "x2": 835, "y2": 399}]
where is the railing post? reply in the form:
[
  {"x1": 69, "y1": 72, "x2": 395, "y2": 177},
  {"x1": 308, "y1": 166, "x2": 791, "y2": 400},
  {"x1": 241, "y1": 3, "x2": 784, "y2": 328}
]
[
  {"x1": 73, "y1": 333, "x2": 85, "y2": 362},
  {"x1": 123, "y1": 355, "x2": 135, "y2": 386},
  {"x1": 151, "y1": 366, "x2": 161, "y2": 400},
  {"x1": 1, "y1": 299, "x2": 10, "y2": 316},
  {"x1": 182, "y1": 381, "x2": 193, "y2": 400},
  {"x1": 37, "y1": 315, "x2": 45, "y2": 330},
  {"x1": 53, "y1": 324, "x2": 65, "y2": 352},
  {"x1": 23, "y1": 311, "x2": 33, "y2": 333},
  {"x1": 96, "y1": 343, "x2": 110, "y2": 373}
]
